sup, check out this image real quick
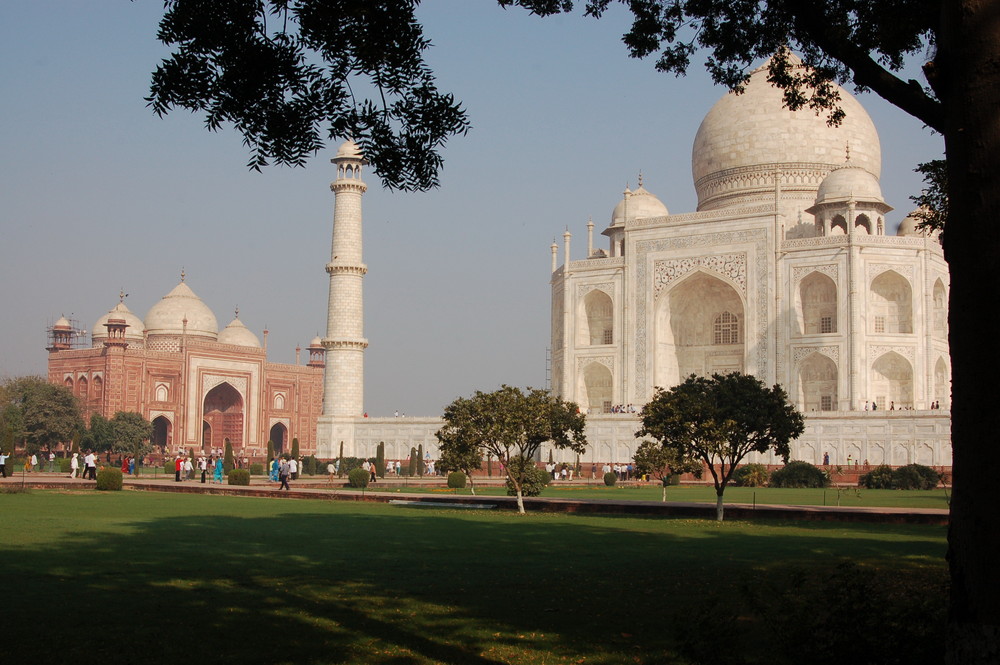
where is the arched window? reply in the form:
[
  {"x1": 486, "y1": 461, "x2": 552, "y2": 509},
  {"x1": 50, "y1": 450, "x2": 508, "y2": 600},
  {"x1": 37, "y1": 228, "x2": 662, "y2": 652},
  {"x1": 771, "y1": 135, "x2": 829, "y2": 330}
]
[
  {"x1": 714, "y1": 311, "x2": 740, "y2": 345},
  {"x1": 855, "y1": 214, "x2": 872, "y2": 235},
  {"x1": 78, "y1": 376, "x2": 89, "y2": 399},
  {"x1": 830, "y1": 215, "x2": 847, "y2": 235},
  {"x1": 274, "y1": 393, "x2": 286, "y2": 410},
  {"x1": 871, "y1": 352, "x2": 913, "y2": 409},
  {"x1": 92, "y1": 376, "x2": 103, "y2": 399},
  {"x1": 155, "y1": 384, "x2": 169, "y2": 402},
  {"x1": 799, "y1": 272, "x2": 837, "y2": 334}
]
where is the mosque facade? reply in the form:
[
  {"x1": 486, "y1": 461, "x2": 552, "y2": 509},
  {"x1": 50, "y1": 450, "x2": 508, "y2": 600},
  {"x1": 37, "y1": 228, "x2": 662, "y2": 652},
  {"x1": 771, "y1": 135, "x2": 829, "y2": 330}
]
[
  {"x1": 318, "y1": 56, "x2": 952, "y2": 469},
  {"x1": 46, "y1": 281, "x2": 326, "y2": 457}
]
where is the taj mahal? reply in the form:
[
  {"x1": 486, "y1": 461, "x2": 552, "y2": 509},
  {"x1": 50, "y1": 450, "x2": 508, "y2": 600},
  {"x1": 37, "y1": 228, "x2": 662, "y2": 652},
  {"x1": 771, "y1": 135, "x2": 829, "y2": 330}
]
[{"x1": 49, "y1": 55, "x2": 952, "y2": 469}]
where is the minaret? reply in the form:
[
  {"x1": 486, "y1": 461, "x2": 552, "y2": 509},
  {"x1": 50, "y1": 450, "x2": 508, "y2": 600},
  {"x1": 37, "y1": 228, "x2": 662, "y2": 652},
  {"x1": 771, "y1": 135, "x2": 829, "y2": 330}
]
[{"x1": 316, "y1": 140, "x2": 368, "y2": 456}]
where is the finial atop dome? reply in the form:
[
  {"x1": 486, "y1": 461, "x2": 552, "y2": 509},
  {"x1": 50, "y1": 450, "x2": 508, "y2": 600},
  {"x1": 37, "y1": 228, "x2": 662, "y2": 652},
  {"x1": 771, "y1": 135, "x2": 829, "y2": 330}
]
[
  {"x1": 180, "y1": 268, "x2": 185, "y2": 283},
  {"x1": 119, "y1": 288, "x2": 126, "y2": 303},
  {"x1": 845, "y1": 142, "x2": 851, "y2": 163},
  {"x1": 638, "y1": 172, "x2": 644, "y2": 187},
  {"x1": 234, "y1": 306, "x2": 240, "y2": 319}
]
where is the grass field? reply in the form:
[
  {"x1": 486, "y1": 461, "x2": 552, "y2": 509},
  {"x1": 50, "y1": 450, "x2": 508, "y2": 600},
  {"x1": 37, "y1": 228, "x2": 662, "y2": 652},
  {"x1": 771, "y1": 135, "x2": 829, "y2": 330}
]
[
  {"x1": 0, "y1": 489, "x2": 947, "y2": 664},
  {"x1": 372, "y1": 483, "x2": 952, "y2": 510}
]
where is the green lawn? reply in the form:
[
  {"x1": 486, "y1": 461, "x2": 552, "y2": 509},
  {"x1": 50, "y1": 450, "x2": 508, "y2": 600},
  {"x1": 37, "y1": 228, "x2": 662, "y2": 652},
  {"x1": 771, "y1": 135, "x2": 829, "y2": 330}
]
[
  {"x1": 0, "y1": 489, "x2": 946, "y2": 664},
  {"x1": 380, "y1": 483, "x2": 952, "y2": 509}
]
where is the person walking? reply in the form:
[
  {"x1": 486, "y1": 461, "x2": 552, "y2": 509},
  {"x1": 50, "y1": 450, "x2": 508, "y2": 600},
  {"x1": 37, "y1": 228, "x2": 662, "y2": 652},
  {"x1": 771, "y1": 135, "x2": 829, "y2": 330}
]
[
  {"x1": 174, "y1": 455, "x2": 182, "y2": 482},
  {"x1": 0, "y1": 450, "x2": 9, "y2": 478},
  {"x1": 278, "y1": 457, "x2": 291, "y2": 490},
  {"x1": 213, "y1": 456, "x2": 224, "y2": 484},
  {"x1": 199, "y1": 457, "x2": 208, "y2": 484}
]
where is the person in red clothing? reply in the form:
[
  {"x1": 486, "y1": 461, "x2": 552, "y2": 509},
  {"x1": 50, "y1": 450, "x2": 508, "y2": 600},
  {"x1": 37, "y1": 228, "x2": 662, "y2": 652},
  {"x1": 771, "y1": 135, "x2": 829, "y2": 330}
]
[{"x1": 174, "y1": 455, "x2": 182, "y2": 482}]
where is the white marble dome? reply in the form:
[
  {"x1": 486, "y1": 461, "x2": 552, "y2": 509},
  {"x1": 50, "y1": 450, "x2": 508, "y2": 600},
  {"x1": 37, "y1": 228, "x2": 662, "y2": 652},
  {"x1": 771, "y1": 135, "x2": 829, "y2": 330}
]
[
  {"x1": 309, "y1": 335, "x2": 323, "y2": 348},
  {"x1": 218, "y1": 316, "x2": 261, "y2": 348},
  {"x1": 144, "y1": 281, "x2": 218, "y2": 340},
  {"x1": 92, "y1": 301, "x2": 145, "y2": 346},
  {"x1": 814, "y1": 163, "x2": 885, "y2": 206},
  {"x1": 334, "y1": 139, "x2": 363, "y2": 161},
  {"x1": 692, "y1": 54, "x2": 881, "y2": 211},
  {"x1": 611, "y1": 185, "x2": 669, "y2": 225}
]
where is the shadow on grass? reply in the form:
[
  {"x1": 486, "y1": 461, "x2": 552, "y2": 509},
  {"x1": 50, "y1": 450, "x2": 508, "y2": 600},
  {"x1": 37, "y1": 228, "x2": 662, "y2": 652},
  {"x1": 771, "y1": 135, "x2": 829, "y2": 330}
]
[{"x1": 0, "y1": 494, "x2": 946, "y2": 664}]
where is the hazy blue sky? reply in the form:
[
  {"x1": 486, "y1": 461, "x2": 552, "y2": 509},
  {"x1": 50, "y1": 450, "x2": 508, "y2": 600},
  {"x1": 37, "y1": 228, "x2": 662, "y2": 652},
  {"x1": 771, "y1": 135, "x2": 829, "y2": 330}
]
[{"x1": 0, "y1": 1, "x2": 943, "y2": 416}]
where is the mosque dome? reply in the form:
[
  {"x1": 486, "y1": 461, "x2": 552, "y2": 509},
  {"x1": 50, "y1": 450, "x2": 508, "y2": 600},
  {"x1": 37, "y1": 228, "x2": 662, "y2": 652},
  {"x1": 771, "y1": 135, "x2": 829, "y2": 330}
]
[
  {"x1": 218, "y1": 315, "x2": 261, "y2": 348},
  {"x1": 692, "y1": 54, "x2": 881, "y2": 211},
  {"x1": 814, "y1": 163, "x2": 885, "y2": 206},
  {"x1": 53, "y1": 316, "x2": 72, "y2": 330},
  {"x1": 610, "y1": 183, "x2": 669, "y2": 226},
  {"x1": 896, "y1": 208, "x2": 939, "y2": 238},
  {"x1": 144, "y1": 281, "x2": 218, "y2": 340},
  {"x1": 92, "y1": 301, "x2": 145, "y2": 346},
  {"x1": 309, "y1": 336, "x2": 323, "y2": 348}
]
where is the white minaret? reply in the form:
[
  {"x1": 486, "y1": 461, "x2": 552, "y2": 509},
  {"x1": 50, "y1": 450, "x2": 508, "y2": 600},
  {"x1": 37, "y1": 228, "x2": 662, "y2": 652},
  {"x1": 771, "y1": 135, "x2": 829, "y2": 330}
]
[{"x1": 316, "y1": 140, "x2": 368, "y2": 456}]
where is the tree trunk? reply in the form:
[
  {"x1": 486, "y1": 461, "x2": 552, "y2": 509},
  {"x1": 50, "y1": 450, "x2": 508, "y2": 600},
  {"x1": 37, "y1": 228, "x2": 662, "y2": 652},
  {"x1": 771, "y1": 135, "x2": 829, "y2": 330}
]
[
  {"x1": 715, "y1": 492, "x2": 725, "y2": 522},
  {"x1": 661, "y1": 481, "x2": 667, "y2": 503},
  {"x1": 942, "y1": 3, "x2": 1000, "y2": 662}
]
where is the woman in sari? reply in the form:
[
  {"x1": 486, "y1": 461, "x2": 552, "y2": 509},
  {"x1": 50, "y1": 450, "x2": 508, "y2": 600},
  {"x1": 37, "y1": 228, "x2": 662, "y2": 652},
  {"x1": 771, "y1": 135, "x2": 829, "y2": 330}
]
[{"x1": 213, "y1": 456, "x2": 224, "y2": 484}]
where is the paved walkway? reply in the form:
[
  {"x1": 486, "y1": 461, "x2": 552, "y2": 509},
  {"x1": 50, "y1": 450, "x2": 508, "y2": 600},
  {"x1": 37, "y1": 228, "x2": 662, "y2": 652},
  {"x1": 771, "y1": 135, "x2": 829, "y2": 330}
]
[{"x1": 1, "y1": 472, "x2": 949, "y2": 525}]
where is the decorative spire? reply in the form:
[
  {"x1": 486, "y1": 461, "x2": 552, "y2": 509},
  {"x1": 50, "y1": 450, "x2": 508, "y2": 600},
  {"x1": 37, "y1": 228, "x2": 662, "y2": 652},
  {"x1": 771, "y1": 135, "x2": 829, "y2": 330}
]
[
  {"x1": 234, "y1": 306, "x2": 240, "y2": 320},
  {"x1": 119, "y1": 288, "x2": 126, "y2": 303},
  {"x1": 637, "y1": 171, "x2": 644, "y2": 187},
  {"x1": 845, "y1": 141, "x2": 851, "y2": 163},
  {"x1": 180, "y1": 267, "x2": 186, "y2": 283}
]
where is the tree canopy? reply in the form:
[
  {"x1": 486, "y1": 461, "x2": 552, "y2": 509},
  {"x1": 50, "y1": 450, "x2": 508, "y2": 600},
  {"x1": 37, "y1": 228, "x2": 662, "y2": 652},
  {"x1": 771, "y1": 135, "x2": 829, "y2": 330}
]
[
  {"x1": 632, "y1": 439, "x2": 700, "y2": 502},
  {"x1": 110, "y1": 411, "x2": 153, "y2": 461},
  {"x1": 637, "y1": 373, "x2": 804, "y2": 521},
  {"x1": 0, "y1": 376, "x2": 83, "y2": 455},
  {"x1": 436, "y1": 385, "x2": 586, "y2": 513}
]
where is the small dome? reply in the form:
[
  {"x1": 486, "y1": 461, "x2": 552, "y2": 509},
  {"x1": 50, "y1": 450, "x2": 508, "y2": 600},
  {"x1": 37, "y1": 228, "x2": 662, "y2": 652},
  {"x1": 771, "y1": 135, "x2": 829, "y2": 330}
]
[
  {"x1": 334, "y1": 139, "x2": 363, "y2": 161},
  {"x1": 218, "y1": 316, "x2": 261, "y2": 348},
  {"x1": 611, "y1": 184, "x2": 669, "y2": 225},
  {"x1": 897, "y1": 208, "x2": 939, "y2": 238},
  {"x1": 309, "y1": 336, "x2": 324, "y2": 348},
  {"x1": 144, "y1": 281, "x2": 218, "y2": 340},
  {"x1": 53, "y1": 316, "x2": 72, "y2": 330},
  {"x1": 814, "y1": 164, "x2": 884, "y2": 206},
  {"x1": 93, "y1": 302, "x2": 145, "y2": 345}
]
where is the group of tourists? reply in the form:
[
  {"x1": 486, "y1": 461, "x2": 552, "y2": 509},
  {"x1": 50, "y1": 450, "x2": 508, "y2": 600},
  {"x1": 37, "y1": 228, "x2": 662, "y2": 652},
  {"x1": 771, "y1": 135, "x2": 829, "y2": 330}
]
[
  {"x1": 173, "y1": 454, "x2": 224, "y2": 484},
  {"x1": 545, "y1": 462, "x2": 575, "y2": 481},
  {"x1": 68, "y1": 451, "x2": 98, "y2": 480}
]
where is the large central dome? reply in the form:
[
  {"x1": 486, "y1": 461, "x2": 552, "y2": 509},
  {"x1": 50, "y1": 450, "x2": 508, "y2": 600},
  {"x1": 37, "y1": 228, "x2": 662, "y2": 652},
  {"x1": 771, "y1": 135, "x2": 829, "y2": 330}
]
[
  {"x1": 692, "y1": 55, "x2": 881, "y2": 212},
  {"x1": 144, "y1": 281, "x2": 218, "y2": 340}
]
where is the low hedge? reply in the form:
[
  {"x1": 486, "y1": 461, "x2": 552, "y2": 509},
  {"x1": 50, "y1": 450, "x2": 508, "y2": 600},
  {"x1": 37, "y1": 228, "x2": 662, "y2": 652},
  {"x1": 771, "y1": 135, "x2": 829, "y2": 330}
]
[
  {"x1": 228, "y1": 469, "x2": 250, "y2": 486},
  {"x1": 96, "y1": 467, "x2": 123, "y2": 491},
  {"x1": 733, "y1": 463, "x2": 770, "y2": 487},
  {"x1": 249, "y1": 463, "x2": 265, "y2": 476},
  {"x1": 859, "y1": 464, "x2": 895, "y2": 489},
  {"x1": 770, "y1": 461, "x2": 828, "y2": 488},
  {"x1": 348, "y1": 467, "x2": 370, "y2": 488}
]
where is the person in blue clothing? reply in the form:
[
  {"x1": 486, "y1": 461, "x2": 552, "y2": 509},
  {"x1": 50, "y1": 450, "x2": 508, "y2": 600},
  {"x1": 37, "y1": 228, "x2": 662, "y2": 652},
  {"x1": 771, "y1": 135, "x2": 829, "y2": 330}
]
[{"x1": 213, "y1": 456, "x2": 224, "y2": 483}]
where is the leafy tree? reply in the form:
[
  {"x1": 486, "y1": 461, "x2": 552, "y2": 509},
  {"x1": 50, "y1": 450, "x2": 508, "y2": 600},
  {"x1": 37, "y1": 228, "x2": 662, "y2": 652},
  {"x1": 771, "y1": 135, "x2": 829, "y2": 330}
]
[
  {"x1": 633, "y1": 439, "x2": 700, "y2": 502},
  {"x1": 637, "y1": 373, "x2": 804, "y2": 521},
  {"x1": 148, "y1": 0, "x2": 470, "y2": 189},
  {"x1": 375, "y1": 441, "x2": 385, "y2": 478},
  {"x1": 224, "y1": 440, "x2": 235, "y2": 474},
  {"x1": 109, "y1": 411, "x2": 153, "y2": 464},
  {"x1": 1, "y1": 376, "x2": 83, "y2": 455},
  {"x1": 910, "y1": 159, "x2": 948, "y2": 234},
  {"x1": 407, "y1": 447, "x2": 417, "y2": 476},
  {"x1": 438, "y1": 431, "x2": 484, "y2": 496},
  {"x1": 88, "y1": 413, "x2": 115, "y2": 453},
  {"x1": 266, "y1": 439, "x2": 275, "y2": 463},
  {"x1": 437, "y1": 385, "x2": 587, "y2": 513}
]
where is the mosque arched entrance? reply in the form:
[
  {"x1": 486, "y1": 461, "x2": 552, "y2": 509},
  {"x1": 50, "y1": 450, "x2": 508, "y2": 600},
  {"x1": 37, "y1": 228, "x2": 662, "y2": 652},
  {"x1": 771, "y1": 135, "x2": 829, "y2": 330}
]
[
  {"x1": 202, "y1": 382, "x2": 244, "y2": 453},
  {"x1": 654, "y1": 271, "x2": 745, "y2": 388},
  {"x1": 269, "y1": 423, "x2": 287, "y2": 454},
  {"x1": 152, "y1": 416, "x2": 172, "y2": 452}
]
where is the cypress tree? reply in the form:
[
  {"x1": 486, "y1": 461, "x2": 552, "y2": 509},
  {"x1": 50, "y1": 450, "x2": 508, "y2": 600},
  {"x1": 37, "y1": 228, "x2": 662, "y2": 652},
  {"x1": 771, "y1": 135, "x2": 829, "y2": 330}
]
[
  {"x1": 338, "y1": 441, "x2": 345, "y2": 477},
  {"x1": 417, "y1": 444, "x2": 424, "y2": 476},
  {"x1": 266, "y1": 440, "x2": 274, "y2": 464},
  {"x1": 487, "y1": 454, "x2": 493, "y2": 477},
  {"x1": 291, "y1": 437, "x2": 300, "y2": 460},
  {"x1": 223, "y1": 440, "x2": 235, "y2": 473},
  {"x1": 408, "y1": 447, "x2": 417, "y2": 476},
  {"x1": 376, "y1": 441, "x2": 385, "y2": 478}
]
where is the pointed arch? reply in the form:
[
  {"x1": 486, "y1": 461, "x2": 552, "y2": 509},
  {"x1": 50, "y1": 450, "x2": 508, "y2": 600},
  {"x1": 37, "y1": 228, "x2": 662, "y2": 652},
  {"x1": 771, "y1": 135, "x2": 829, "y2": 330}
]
[
  {"x1": 580, "y1": 362, "x2": 613, "y2": 414},
  {"x1": 870, "y1": 271, "x2": 913, "y2": 334},
  {"x1": 92, "y1": 375, "x2": 103, "y2": 400},
  {"x1": 830, "y1": 215, "x2": 847, "y2": 235},
  {"x1": 77, "y1": 376, "x2": 89, "y2": 399},
  {"x1": 797, "y1": 352, "x2": 838, "y2": 412},
  {"x1": 269, "y1": 422, "x2": 288, "y2": 454},
  {"x1": 202, "y1": 382, "x2": 244, "y2": 453},
  {"x1": 797, "y1": 271, "x2": 838, "y2": 335},
  {"x1": 934, "y1": 356, "x2": 950, "y2": 408},
  {"x1": 871, "y1": 352, "x2": 913, "y2": 409},
  {"x1": 933, "y1": 278, "x2": 947, "y2": 337},
  {"x1": 655, "y1": 271, "x2": 745, "y2": 388},
  {"x1": 577, "y1": 289, "x2": 614, "y2": 346},
  {"x1": 152, "y1": 416, "x2": 172, "y2": 451},
  {"x1": 854, "y1": 214, "x2": 872, "y2": 234}
]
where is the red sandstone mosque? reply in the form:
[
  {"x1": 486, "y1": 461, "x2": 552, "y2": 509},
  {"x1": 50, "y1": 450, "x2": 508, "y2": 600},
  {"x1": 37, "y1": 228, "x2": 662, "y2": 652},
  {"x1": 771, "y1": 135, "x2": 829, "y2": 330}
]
[{"x1": 46, "y1": 276, "x2": 325, "y2": 457}]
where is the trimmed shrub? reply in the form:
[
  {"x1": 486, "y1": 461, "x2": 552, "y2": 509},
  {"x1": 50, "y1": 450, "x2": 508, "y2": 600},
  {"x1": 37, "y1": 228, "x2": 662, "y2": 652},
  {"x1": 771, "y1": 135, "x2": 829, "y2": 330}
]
[
  {"x1": 734, "y1": 463, "x2": 770, "y2": 487},
  {"x1": 96, "y1": 467, "x2": 123, "y2": 491},
  {"x1": 505, "y1": 456, "x2": 549, "y2": 497},
  {"x1": 893, "y1": 464, "x2": 941, "y2": 490},
  {"x1": 249, "y1": 463, "x2": 264, "y2": 476},
  {"x1": 223, "y1": 441, "x2": 235, "y2": 473},
  {"x1": 57, "y1": 457, "x2": 72, "y2": 473},
  {"x1": 348, "y1": 467, "x2": 370, "y2": 488},
  {"x1": 859, "y1": 464, "x2": 895, "y2": 489},
  {"x1": 604, "y1": 472, "x2": 618, "y2": 487},
  {"x1": 667, "y1": 473, "x2": 681, "y2": 486},
  {"x1": 447, "y1": 471, "x2": 467, "y2": 489},
  {"x1": 228, "y1": 469, "x2": 250, "y2": 486},
  {"x1": 770, "y1": 461, "x2": 829, "y2": 488}
]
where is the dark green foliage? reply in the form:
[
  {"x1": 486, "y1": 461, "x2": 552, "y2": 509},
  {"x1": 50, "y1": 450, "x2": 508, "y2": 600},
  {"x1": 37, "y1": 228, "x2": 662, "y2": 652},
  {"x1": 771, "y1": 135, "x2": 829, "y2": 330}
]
[
  {"x1": 770, "y1": 461, "x2": 829, "y2": 488},
  {"x1": 88, "y1": 413, "x2": 114, "y2": 452},
  {"x1": 110, "y1": 411, "x2": 153, "y2": 461},
  {"x1": 266, "y1": 440, "x2": 274, "y2": 463},
  {"x1": 667, "y1": 473, "x2": 681, "y2": 486},
  {"x1": 148, "y1": 0, "x2": 470, "y2": 189},
  {"x1": 408, "y1": 448, "x2": 417, "y2": 476},
  {"x1": 338, "y1": 441, "x2": 344, "y2": 477},
  {"x1": 376, "y1": 441, "x2": 385, "y2": 478},
  {"x1": 504, "y1": 457, "x2": 548, "y2": 497},
  {"x1": 603, "y1": 472, "x2": 617, "y2": 487},
  {"x1": 893, "y1": 464, "x2": 942, "y2": 490},
  {"x1": 337, "y1": 457, "x2": 365, "y2": 474},
  {"x1": 447, "y1": 471, "x2": 466, "y2": 489},
  {"x1": 227, "y1": 469, "x2": 250, "y2": 486},
  {"x1": 96, "y1": 467, "x2": 123, "y2": 491},
  {"x1": 347, "y1": 467, "x2": 369, "y2": 488},
  {"x1": 57, "y1": 458, "x2": 72, "y2": 473},
  {"x1": 734, "y1": 463, "x2": 771, "y2": 487},
  {"x1": 223, "y1": 441, "x2": 235, "y2": 473},
  {"x1": 859, "y1": 464, "x2": 895, "y2": 489},
  {"x1": 910, "y1": 159, "x2": 948, "y2": 234},
  {"x1": 417, "y1": 444, "x2": 424, "y2": 476},
  {"x1": 291, "y1": 438, "x2": 300, "y2": 461},
  {"x1": 302, "y1": 455, "x2": 320, "y2": 475},
  {"x1": 249, "y1": 463, "x2": 264, "y2": 476}
]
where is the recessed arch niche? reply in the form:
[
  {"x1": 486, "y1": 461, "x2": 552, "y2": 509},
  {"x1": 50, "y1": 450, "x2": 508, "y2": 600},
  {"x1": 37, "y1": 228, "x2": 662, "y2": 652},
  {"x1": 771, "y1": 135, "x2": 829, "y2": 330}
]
[
  {"x1": 797, "y1": 352, "x2": 838, "y2": 412},
  {"x1": 870, "y1": 271, "x2": 913, "y2": 333},
  {"x1": 797, "y1": 271, "x2": 838, "y2": 335},
  {"x1": 577, "y1": 289, "x2": 614, "y2": 346},
  {"x1": 579, "y1": 362, "x2": 612, "y2": 414},
  {"x1": 202, "y1": 382, "x2": 244, "y2": 453},
  {"x1": 871, "y1": 352, "x2": 913, "y2": 409}
]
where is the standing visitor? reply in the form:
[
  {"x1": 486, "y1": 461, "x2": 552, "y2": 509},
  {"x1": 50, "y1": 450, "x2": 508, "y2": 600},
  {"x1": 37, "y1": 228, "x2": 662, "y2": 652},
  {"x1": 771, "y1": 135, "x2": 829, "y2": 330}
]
[
  {"x1": 327, "y1": 461, "x2": 336, "y2": 484},
  {"x1": 395, "y1": 460, "x2": 401, "y2": 476},
  {"x1": 199, "y1": 457, "x2": 208, "y2": 483},
  {"x1": 83, "y1": 450, "x2": 97, "y2": 480},
  {"x1": 213, "y1": 456, "x2": 224, "y2": 484},
  {"x1": 174, "y1": 455, "x2": 182, "y2": 482},
  {"x1": 278, "y1": 457, "x2": 291, "y2": 490},
  {"x1": 0, "y1": 450, "x2": 9, "y2": 478},
  {"x1": 29, "y1": 453, "x2": 38, "y2": 472},
  {"x1": 288, "y1": 456, "x2": 298, "y2": 481},
  {"x1": 68, "y1": 452, "x2": 79, "y2": 479}
]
